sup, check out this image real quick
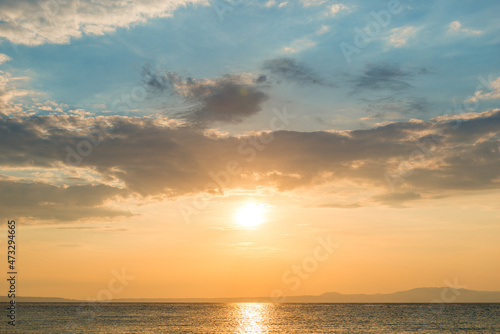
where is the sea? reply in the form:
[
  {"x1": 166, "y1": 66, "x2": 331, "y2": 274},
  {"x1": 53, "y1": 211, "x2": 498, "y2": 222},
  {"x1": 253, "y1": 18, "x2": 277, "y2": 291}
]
[{"x1": 2, "y1": 303, "x2": 499, "y2": 333}]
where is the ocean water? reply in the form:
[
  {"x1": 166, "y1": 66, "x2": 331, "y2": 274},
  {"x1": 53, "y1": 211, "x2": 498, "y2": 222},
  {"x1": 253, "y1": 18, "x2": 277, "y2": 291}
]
[{"x1": 2, "y1": 303, "x2": 499, "y2": 333}]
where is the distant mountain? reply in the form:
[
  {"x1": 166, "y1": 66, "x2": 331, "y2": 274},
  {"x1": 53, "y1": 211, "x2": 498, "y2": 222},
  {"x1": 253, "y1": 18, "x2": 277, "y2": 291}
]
[
  {"x1": 310, "y1": 288, "x2": 500, "y2": 303},
  {"x1": 2, "y1": 288, "x2": 500, "y2": 303}
]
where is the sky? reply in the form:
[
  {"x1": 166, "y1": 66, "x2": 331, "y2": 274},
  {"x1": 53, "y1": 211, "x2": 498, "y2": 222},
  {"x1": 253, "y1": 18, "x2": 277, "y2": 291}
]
[{"x1": 0, "y1": 0, "x2": 499, "y2": 300}]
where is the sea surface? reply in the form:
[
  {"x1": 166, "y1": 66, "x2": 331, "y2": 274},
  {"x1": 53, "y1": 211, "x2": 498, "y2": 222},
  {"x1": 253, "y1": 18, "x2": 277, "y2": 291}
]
[{"x1": 2, "y1": 303, "x2": 499, "y2": 333}]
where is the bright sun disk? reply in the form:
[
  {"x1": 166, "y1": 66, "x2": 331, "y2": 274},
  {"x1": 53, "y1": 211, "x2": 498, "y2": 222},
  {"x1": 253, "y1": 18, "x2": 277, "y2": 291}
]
[{"x1": 235, "y1": 203, "x2": 266, "y2": 228}]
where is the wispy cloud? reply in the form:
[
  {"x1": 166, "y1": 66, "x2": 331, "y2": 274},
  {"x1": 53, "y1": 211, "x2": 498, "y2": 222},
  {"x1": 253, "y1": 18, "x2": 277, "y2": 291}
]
[
  {"x1": 262, "y1": 57, "x2": 330, "y2": 86},
  {"x1": 329, "y1": 3, "x2": 350, "y2": 16},
  {"x1": 467, "y1": 75, "x2": 500, "y2": 102},
  {"x1": 282, "y1": 37, "x2": 317, "y2": 53},
  {"x1": 373, "y1": 191, "x2": 421, "y2": 207},
  {"x1": 0, "y1": 54, "x2": 11, "y2": 65},
  {"x1": 265, "y1": 0, "x2": 277, "y2": 7},
  {"x1": 265, "y1": 0, "x2": 288, "y2": 8},
  {"x1": 0, "y1": 64, "x2": 38, "y2": 115},
  {"x1": 301, "y1": 0, "x2": 326, "y2": 7},
  {"x1": 299, "y1": 0, "x2": 351, "y2": 16},
  {"x1": 316, "y1": 25, "x2": 330, "y2": 35},
  {"x1": 448, "y1": 21, "x2": 482, "y2": 35},
  {"x1": 352, "y1": 63, "x2": 429, "y2": 92},
  {"x1": 388, "y1": 26, "x2": 416, "y2": 47}
]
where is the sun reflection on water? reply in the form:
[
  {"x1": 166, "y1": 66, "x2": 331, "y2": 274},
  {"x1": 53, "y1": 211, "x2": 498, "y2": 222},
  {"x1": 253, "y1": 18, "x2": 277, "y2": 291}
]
[{"x1": 234, "y1": 303, "x2": 271, "y2": 334}]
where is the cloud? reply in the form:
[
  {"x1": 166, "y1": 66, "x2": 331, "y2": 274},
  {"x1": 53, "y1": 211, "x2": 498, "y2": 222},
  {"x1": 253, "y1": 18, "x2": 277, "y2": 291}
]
[
  {"x1": 0, "y1": 54, "x2": 11, "y2": 65},
  {"x1": 180, "y1": 77, "x2": 269, "y2": 125},
  {"x1": 352, "y1": 63, "x2": 432, "y2": 117},
  {"x1": 353, "y1": 63, "x2": 429, "y2": 93},
  {"x1": 141, "y1": 58, "x2": 328, "y2": 126},
  {"x1": 300, "y1": 0, "x2": 351, "y2": 16},
  {"x1": 301, "y1": 0, "x2": 326, "y2": 7},
  {"x1": 141, "y1": 66, "x2": 268, "y2": 126},
  {"x1": 265, "y1": 0, "x2": 277, "y2": 7},
  {"x1": 0, "y1": 179, "x2": 132, "y2": 222},
  {"x1": 0, "y1": 0, "x2": 208, "y2": 45},
  {"x1": 141, "y1": 64, "x2": 183, "y2": 94},
  {"x1": 264, "y1": 0, "x2": 288, "y2": 7},
  {"x1": 388, "y1": 26, "x2": 416, "y2": 47},
  {"x1": 0, "y1": 68, "x2": 37, "y2": 115},
  {"x1": 448, "y1": 21, "x2": 482, "y2": 35},
  {"x1": 318, "y1": 202, "x2": 362, "y2": 209},
  {"x1": 0, "y1": 109, "x2": 499, "y2": 221},
  {"x1": 262, "y1": 57, "x2": 329, "y2": 86},
  {"x1": 432, "y1": 109, "x2": 499, "y2": 122},
  {"x1": 281, "y1": 37, "x2": 317, "y2": 54},
  {"x1": 141, "y1": 57, "x2": 330, "y2": 125},
  {"x1": 329, "y1": 3, "x2": 350, "y2": 16},
  {"x1": 316, "y1": 25, "x2": 330, "y2": 35},
  {"x1": 362, "y1": 97, "x2": 431, "y2": 119},
  {"x1": 466, "y1": 75, "x2": 500, "y2": 103},
  {"x1": 373, "y1": 191, "x2": 421, "y2": 206}
]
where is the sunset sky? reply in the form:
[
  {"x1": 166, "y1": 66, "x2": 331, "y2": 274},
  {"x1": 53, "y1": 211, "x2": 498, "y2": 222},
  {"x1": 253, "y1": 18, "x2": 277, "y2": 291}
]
[{"x1": 0, "y1": 0, "x2": 499, "y2": 300}]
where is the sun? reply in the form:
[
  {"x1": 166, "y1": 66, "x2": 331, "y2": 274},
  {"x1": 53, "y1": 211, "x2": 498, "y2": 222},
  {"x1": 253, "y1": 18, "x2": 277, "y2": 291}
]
[{"x1": 235, "y1": 203, "x2": 267, "y2": 228}]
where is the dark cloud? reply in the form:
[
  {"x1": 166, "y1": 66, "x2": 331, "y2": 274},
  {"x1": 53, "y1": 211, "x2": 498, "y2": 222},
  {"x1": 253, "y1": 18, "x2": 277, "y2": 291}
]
[
  {"x1": 407, "y1": 97, "x2": 430, "y2": 113},
  {"x1": 317, "y1": 202, "x2": 363, "y2": 209},
  {"x1": 141, "y1": 58, "x2": 330, "y2": 126},
  {"x1": 262, "y1": 57, "x2": 330, "y2": 86},
  {"x1": 141, "y1": 65, "x2": 268, "y2": 126},
  {"x1": 141, "y1": 64, "x2": 181, "y2": 94},
  {"x1": 353, "y1": 63, "x2": 430, "y2": 92},
  {"x1": 373, "y1": 191, "x2": 422, "y2": 206},
  {"x1": 363, "y1": 96, "x2": 431, "y2": 116},
  {"x1": 0, "y1": 109, "x2": 499, "y2": 221},
  {"x1": 179, "y1": 76, "x2": 269, "y2": 125},
  {"x1": 352, "y1": 63, "x2": 433, "y2": 118},
  {"x1": 0, "y1": 180, "x2": 132, "y2": 222},
  {"x1": 364, "y1": 63, "x2": 412, "y2": 78},
  {"x1": 256, "y1": 75, "x2": 267, "y2": 84}
]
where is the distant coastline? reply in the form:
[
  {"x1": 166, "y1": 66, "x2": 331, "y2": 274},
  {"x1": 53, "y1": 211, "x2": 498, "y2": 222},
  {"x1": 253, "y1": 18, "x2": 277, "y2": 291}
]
[{"x1": 3, "y1": 288, "x2": 500, "y2": 303}]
